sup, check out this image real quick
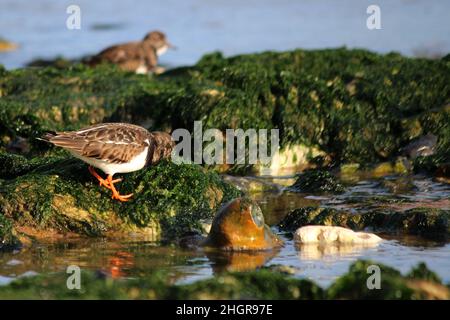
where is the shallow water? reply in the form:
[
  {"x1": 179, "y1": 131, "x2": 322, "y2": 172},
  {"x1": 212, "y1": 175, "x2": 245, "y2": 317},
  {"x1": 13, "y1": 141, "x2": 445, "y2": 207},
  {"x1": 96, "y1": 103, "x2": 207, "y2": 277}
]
[
  {"x1": 1, "y1": 174, "x2": 449, "y2": 288},
  {"x1": 1, "y1": 0, "x2": 450, "y2": 69}
]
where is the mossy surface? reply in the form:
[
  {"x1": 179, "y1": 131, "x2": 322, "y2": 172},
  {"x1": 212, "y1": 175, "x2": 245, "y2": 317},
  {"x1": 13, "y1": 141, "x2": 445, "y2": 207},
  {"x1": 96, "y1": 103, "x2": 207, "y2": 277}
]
[
  {"x1": 278, "y1": 207, "x2": 449, "y2": 240},
  {"x1": 0, "y1": 64, "x2": 166, "y2": 155},
  {"x1": 177, "y1": 50, "x2": 450, "y2": 166},
  {"x1": 289, "y1": 169, "x2": 345, "y2": 193},
  {"x1": 0, "y1": 260, "x2": 446, "y2": 299},
  {"x1": 1, "y1": 48, "x2": 449, "y2": 168},
  {"x1": 0, "y1": 156, "x2": 240, "y2": 243},
  {"x1": 0, "y1": 212, "x2": 20, "y2": 251},
  {"x1": 328, "y1": 260, "x2": 448, "y2": 300}
]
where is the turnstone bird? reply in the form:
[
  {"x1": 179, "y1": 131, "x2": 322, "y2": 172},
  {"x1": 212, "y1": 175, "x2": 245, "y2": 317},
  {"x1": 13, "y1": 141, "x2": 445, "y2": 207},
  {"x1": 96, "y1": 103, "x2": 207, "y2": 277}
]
[
  {"x1": 41, "y1": 123, "x2": 174, "y2": 202},
  {"x1": 87, "y1": 30, "x2": 174, "y2": 74}
]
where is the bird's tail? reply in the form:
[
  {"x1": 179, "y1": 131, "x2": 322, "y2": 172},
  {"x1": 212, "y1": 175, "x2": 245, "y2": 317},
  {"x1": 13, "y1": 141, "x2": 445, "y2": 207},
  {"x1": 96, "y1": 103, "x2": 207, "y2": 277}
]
[{"x1": 37, "y1": 131, "x2": 57, "y2": 142}]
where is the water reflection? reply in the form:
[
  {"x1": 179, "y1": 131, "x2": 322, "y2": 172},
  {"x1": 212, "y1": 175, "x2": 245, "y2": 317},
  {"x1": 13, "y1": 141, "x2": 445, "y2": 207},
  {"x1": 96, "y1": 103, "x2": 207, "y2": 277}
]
[
  {"x1": 205, "y1": 248, "x2": 280, "y2": 273},
  {"x1": 296, "y1": 242, "x2": 381, "y2": 260}
]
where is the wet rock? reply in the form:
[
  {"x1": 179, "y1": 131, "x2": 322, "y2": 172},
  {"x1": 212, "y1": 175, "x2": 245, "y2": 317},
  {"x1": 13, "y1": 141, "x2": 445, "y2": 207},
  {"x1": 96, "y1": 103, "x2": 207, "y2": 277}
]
[
  {"x1": 0, "y1": 260, "x2": 446, "y2": 300},
  {"x1": 278, "y1": 207, "x2": 449, "y2": 240},
  {"x1": 381, "y1": 176, "x2": 416, "y2": 194},
  {"x1": 256, "y1": 144, "x2": 325, "y2": 176},
  {"x1": 328, "y1": 260, "x2": 449, "y2": 300},
  {"x1": 0, "y1": 158, "x2": 241, "y2": 246},
  {"x1": 436, "y1": 163, "x2": 450, "y2": 184},
  {"x1": 371, "y1": 158, "x2": 412, "y2": 177},
  {"x1": 401, "y1": 134, "x2": 438, "y2": 159},
  {"x1": 0, "y1": 213, "x2": 20, "y2": 252},
  {"x1": 202, "y1": 198, "x2": 283, "y2": 251},
  {"x1": 222, "y1": 175, "x2": 280, "y2": 194},
  {"x1": 0, "y1": 152, "x2": 67, "y2": 179},
  {"x1": 340, "y1": 163, "x2": 360, "y2": 175},
  {"x1": 288, "y1": 170, "x2": 345, "y2": 193},
  {"x1": 294, "y1": 225, "x2": 383, "y2": 244}
]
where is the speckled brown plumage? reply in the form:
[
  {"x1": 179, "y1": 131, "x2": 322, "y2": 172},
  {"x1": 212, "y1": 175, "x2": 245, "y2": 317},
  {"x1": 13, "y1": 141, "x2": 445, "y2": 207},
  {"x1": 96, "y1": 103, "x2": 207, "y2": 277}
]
[
  {"x1": 43, "y1": 123, "x2": 173, "y2": 166},
  {"x1": 86, "y1": 30, "x2": 171, "y2": 73},
  {"x1": 41, "y1": 122, "x2": 174, "y2": 202}
]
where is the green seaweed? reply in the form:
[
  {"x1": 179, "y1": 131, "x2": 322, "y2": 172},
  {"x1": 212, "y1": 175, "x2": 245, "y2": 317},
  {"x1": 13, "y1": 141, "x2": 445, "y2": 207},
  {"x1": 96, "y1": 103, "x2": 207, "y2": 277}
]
[
  {"x1": 327, "y1": 260, "x2": 448, "y2": 300},
  {"x1": 0, "y1": 260, "x2": 446, "y2": 300},
  {"x1": 0, "y1": 212, "x2": 20, "y2": 251},
  {"x1": 1, "y1": 48, "x2": 449, "y2": 168},
  {"x1": 0, "y1": 156, "x2": 241, "y2": 242},
  {"x1": 289, "y1": 169, "x2": 345, "y2": 193},
  {"x1": 407, "y1": 262, "x2": 442, "y2": 283}
]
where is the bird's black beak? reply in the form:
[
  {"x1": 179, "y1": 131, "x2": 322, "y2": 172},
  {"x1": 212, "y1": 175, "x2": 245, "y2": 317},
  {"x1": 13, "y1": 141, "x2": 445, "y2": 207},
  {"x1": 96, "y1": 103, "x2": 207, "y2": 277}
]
[{"x1": 167, "y1": 42, "x2": 177, "y2": 50}]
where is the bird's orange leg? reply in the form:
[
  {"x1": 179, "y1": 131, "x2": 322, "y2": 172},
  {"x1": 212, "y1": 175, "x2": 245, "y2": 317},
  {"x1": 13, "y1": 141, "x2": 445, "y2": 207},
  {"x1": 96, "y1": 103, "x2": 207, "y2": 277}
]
[
  {"x1": 107, "y1": 175, "x2": 133, "y2": 202},
  {"x1": 88, "y1": 166, "x2": 121, "y2": 190}
]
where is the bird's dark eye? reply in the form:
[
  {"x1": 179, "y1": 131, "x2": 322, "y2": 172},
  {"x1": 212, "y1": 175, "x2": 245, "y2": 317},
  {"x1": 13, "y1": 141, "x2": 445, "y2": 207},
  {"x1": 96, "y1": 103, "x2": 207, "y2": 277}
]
[{"x1": 250, "y1": 205, "x2": 264, "y2": 228}]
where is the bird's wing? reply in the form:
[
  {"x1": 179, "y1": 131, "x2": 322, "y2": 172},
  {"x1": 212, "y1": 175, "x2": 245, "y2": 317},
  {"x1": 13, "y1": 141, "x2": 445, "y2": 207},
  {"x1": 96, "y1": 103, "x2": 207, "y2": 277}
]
[
  {"x1": 96, "y1": 42, "x2": 142, "y2": 64},
  {"x1": 142, "y1": 42, "x2": 158, "y2": 69},
  {"x1": 49, "y1": 124, "x2": 150, "y2": 164}
]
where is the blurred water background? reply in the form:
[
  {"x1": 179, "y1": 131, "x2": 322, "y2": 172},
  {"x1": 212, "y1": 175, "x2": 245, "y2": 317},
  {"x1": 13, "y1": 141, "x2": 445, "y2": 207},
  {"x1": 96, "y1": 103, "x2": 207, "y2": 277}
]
[{"x1": 1, "y1": 0, "x2": 450, "y2": 69}]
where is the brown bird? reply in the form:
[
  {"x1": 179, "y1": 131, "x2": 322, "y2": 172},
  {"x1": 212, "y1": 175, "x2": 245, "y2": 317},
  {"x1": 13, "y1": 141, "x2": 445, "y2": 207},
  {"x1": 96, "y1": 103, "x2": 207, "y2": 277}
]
[
  {"x1": 86, "y1": 30, "x2": 174, "y2": 74},
  {"x1": 41, "y1": 123, "x2": 174, "y2": 202}
]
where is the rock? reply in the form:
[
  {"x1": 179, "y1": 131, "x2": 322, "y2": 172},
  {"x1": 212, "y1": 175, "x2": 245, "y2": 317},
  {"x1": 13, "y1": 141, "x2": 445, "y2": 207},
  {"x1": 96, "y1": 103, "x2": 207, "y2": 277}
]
[
  {"x1": 328, "y1": 260, "x2": 449, "y2": 300},
  {"x1": 0, "y1": 260, "x2": 446, "y2": 300},
  {"x1": 0, "y1": 213, "x2": 20, "y2": 252},
  {"x1": 294, "y1": 225, "x2": 383, "y2": 245},
  {"x1": 1, "y1": 48, "x2": 449, "y2": 171},
  {"x1": 288, "y1": 169, "x2": 345, "y2": 193},
  {"x1": 222, "y1": 175, "x2": 281, "y2": 194},
  {"x1": 340, "y1": 163, "x2": 360, "y2": 175},
  {"x1": 0, "y1": 158, "x2": 241, "y2": 247},
  {"x1": 256, "y1": 144, "x2": 325, "y2": 176},
  {"x1": 278, "y1": 207, "x2": 449, "y2": 240},
  {"x1": 401, "y1": 134, "x2": 438, "y2": 159},
  {"x1": 436, "y1": 163, "x2": 450, "y2": 184},
  {"x1": 202, "y1": 198, "x2": 283, "y2": 251},
  {"x1": 372, "y1": 162, "x2": 396, "y2": 177}
]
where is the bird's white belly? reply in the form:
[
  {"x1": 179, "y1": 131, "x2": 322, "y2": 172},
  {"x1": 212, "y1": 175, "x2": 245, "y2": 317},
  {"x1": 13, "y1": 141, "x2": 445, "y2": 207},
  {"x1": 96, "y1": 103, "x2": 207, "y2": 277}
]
[
  {"x1": 157, "y1": 45, "x2": 168, "y2": 56},
  {"x1": 135, "y1": 65, "x2": 148, "y2": 74},
  {"x1": 70, "y1": 147, "x2": 148, "y2": 176}
]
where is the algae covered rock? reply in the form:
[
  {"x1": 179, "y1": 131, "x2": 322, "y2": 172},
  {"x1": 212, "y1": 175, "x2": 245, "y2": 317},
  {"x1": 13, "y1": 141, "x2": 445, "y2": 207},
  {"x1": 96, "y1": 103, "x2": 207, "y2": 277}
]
[
  {"x1": 0, "y1": 260, "x2": 446, "y2": 300},
  {"x1": 278, "y1": 207, "x2": 449, "y2": 240},
  {"x1": 1, "y1": 48, "x2": 449, "y2": 170},
  {"x1": 0, "y1": 156, "x2": 240, "y2": 243},
  {"x1": 0, "y1": 268, "x2": 324, "y2": 300},
  {"x1": 170, "y1": 269, "x2": 324, "y2": 300},
  {"x1": 328, "y1": 260, "x2": 449, "y2": 300},
  {"x1": 0, "y1": 64, "x2": 164, "y2": 155},
  {"x1": 185, "y1": 49, "x2": 450, "y2": 167},
  {"x1": 0, "y1": 213, "x2": 20, "y2": 251},
  {"x1": 288, "y1": 169, "x2": 345, "y2": 193}
]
